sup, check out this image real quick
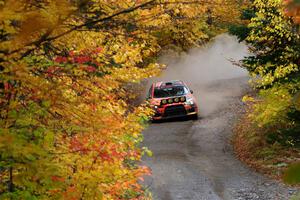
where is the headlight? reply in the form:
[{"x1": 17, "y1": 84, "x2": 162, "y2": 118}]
[
  {"x1": 185, "y1": 97, "x2": 194, "y2": 105},
  {"x1": 174, "y1": 97, "x2": 179, "y2": 103},
  {"x1": 161, "y1": 99, "x2": 167, "y2": 104},
  {"x1": 180, "y1": 97, "x2": 186, "y2": 102},
  {"x1": 168, "y1": 98, "x2": 173, "y2": 103}
]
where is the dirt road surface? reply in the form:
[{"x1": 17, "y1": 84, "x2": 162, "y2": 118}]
[{"x1": 142, "y1": 34, "x2": 298, "y2": 200}]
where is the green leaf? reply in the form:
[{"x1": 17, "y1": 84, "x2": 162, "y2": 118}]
[
  {"x1": 293, "y1": 92, "x2": 300, "y2": 111},
  {"x1": 25, "y1": 154, "x2": 36, "y2": 161},
  {"x1": 283, "y1": 163, "x2": 300, "y2": 184}
]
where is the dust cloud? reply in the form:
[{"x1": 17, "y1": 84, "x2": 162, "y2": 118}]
[{"x1": 146, "y1": 34, "x2": 249, "y2": 117}]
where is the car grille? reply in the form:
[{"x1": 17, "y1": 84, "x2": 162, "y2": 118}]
[{"x1": 164, "y1": 105, "x2": 186, "y2": 117}]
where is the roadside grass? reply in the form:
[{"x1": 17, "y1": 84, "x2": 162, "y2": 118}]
[{"x1": 233, "y1": 106, "x2": 300, "y2": 183}]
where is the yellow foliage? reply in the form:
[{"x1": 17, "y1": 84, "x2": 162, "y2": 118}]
[{"x1": 0, "y1": 0, "x2": 240, "y2": 199}]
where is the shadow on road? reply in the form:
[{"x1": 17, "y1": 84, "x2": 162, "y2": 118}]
[{"x1": 151, "y1": 116, "x2": 201, "y2": 124}]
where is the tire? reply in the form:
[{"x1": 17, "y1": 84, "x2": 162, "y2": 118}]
[{"x1": 191, "y1": 113, "x2": 199, "y2": 120}]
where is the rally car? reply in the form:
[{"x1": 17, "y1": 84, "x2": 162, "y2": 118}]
[{"x1": 147, "y1": 80, "x2": 198, "y2": 120}]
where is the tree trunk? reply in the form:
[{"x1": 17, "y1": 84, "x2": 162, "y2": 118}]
[{"x1": 8, "y1": 167, "x2": 13, "y2": 192}]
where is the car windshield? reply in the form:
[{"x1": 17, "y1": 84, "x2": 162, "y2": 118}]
[{"x1": 154, "y1": 86, "x2": 188, "y2": 98}]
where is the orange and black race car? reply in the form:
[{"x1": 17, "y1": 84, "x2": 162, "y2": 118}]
[{"x1": 147, "y1": 80, "x2": 198, "y2": 120}]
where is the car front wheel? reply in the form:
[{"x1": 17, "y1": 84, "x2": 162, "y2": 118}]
[{"x1": 191, "y1": 113, "x2": 198, "y2": 120}]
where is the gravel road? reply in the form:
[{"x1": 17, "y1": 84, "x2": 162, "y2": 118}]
[{"x1": 142, "y1": 35, "x2": 298, "y2": 200}]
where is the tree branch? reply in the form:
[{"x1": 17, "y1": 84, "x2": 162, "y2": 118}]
[
  {"x1": 46, "y1": 0, "x2": 157, "y2": 42},
  {"x1": 8, "y1": 0, "x2": 213, "y2": 57}
]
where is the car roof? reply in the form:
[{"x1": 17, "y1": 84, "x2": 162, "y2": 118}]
[{"x1": 154, "y1": 80, "x2": 185, "y2": 88}]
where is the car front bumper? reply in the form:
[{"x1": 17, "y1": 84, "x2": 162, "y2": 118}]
[{"x1": 152, "y1": 104, "x2": 198, "y2": 120}]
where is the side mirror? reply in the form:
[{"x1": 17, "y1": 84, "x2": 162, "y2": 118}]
[{"x1": 190, "y1": 90, "x2": 194, "y2": 94}]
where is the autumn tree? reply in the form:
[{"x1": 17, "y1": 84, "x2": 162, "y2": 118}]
[
  {"x1": 231, "y1": 0, "x2": 300, "y2": 184},
  {"x1": 0, "y1": 0, "x2": 240, "y2": 199},
  {"x1": 231, "y1": 0, "x2": 300, "y2": 130},
  {"x1": 243, "y1": 0, "x2": 300, "y2": 137},
  {"x1": 285, "y1": 0, "x2": 300, "y2": 24}
]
